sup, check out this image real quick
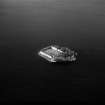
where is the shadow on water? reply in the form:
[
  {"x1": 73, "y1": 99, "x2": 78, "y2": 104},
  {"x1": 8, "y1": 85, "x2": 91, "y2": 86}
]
[{"x1": 51, "y1": 61, "x2": 77, "y2": 65}]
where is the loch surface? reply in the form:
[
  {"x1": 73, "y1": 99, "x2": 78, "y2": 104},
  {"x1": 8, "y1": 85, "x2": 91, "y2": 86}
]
[{"x1": 0, "y1": 0, "x2": 105, "y2": 103}]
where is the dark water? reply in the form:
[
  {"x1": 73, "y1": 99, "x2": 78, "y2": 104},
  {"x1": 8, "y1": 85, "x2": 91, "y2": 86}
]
[{"x1": 0, "y1": 0, "x2": 105, "y2": 103}]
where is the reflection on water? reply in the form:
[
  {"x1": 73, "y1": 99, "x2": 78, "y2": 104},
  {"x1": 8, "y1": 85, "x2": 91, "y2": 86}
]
[
  {"x1": 1, "y1": 0, "x2": 105, "y2": 49},
  {"x1": 0, "y1": 0, "x2": 105, "y2": 102}
]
